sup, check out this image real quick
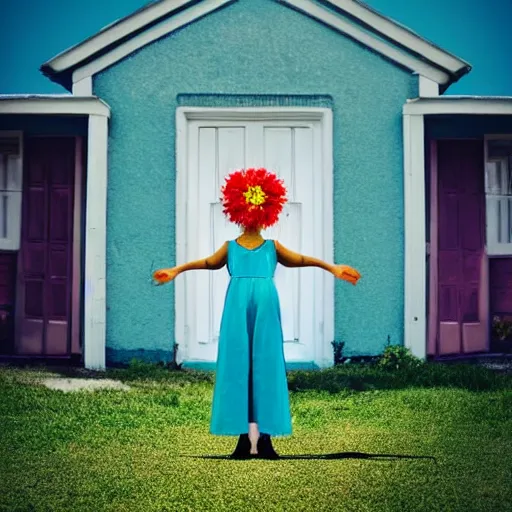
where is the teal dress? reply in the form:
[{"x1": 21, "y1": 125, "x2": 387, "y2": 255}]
[{"x1": 210, "y1": 239, "x2": 292, "y2": 437}]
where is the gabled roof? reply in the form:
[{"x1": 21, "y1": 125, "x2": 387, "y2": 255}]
[{"x1": 41, "y1": 0, "x2": 472, "y2": 93}]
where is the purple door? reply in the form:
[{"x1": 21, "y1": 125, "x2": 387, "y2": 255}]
[
  {"x1": 436, "y1": 140, "x2": 488, "y2": 355},
  {"x1": 15, "y1": 137, "x2": 75, "y2": 356}
]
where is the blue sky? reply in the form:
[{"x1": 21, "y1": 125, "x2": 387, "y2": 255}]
[{"x1": 1, "y1": 0, "x2": 510, "y2": 95}]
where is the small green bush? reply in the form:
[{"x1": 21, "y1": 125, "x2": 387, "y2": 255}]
[{"x1": 377, "y1": 344, "x2": 423, "y2": 371}]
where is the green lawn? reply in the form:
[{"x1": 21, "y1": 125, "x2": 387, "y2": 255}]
[{"x1": 1, "y1": 362, "x2": 511, "y2": 512}]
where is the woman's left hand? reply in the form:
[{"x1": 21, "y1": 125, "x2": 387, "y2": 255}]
[
  {"x1": 153, "y1": 267, "x2": 179, "y2": 285},
  {"x1": 332, "y1": 265, "x2": 361, "y2": 285}
]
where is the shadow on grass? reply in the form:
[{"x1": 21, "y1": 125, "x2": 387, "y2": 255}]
[{"x1": 180, "y1": 451, "x2": 436, "y2": 462}]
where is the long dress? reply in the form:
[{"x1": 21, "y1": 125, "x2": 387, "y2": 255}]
[{"x1": 209, "y1": 239, "x2": 292, "y2": 437}]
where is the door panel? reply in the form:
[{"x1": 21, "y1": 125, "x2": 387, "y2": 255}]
[
  {"x1": 184, "y1": 120, "x2": 323, "y2": 363},
  {"x1": 436, "y1": 140, "x2": 488, "y2": 355},
  {"x1": 16, "y1": 137, "x2": 75, "y2": 356}
]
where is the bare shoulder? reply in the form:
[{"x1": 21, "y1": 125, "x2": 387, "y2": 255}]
[
  {"x1": 210, "y1": 241, "x2": 229, "y2": 260},
  {"x1": 273, "y1": 239, "x2": 283, "y2": 253}
]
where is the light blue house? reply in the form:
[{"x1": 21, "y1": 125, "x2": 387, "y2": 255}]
[{"x1": 1, "y1": 0, "x2": 512, "y2": 369}]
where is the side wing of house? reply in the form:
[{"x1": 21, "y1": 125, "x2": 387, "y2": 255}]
[
  {"x1": 0, "y1": 98, "x2": 110, "y2": 366},
  {"x1": 407, "y1": 101, "x2": 512, "y2": 358}
]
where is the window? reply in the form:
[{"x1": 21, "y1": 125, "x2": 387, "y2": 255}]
[
  {"x1": 0, "y1": 133, "x2": 23, "y2": 251},
  {"x1": 485, "y1": 137, "x2": 512, "y2": 256}
]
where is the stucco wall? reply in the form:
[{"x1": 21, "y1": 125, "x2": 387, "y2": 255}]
[{"x1": 93, "y1": 0, "x2": 418, "y2": 365}]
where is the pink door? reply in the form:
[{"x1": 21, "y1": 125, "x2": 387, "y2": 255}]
[
  {"x1": 15, "y1": 137, "x2": 75, "y2": 356},
  {"x1": 434, "y1": 140, "x2": 489, "y2": 355}
]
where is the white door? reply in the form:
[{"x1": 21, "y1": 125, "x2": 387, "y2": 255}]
[{"x1": 176, "y1": 109, "x2": 333, "y2": 367}]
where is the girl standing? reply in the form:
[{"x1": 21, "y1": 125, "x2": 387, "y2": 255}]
[{"x1": 154, "y1": 168, "x2": 360, "y2": 459}]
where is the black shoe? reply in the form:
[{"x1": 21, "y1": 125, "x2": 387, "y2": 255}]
[
  {"x1": 257, "y1": 433, "x2": 279, "y2": 459},
  {"x1": 230, "y1": 434, "x2": 252, "y2": 459}
]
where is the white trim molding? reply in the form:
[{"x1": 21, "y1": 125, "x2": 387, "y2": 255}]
[
  {"x1": 325, "y1": 0, "x2": 469, "y2": 75},
  {"x1": 418, "y1": 76, "x2": 439, "y2": 97},
  {"x1": 84, "y1": 114, "x2": 109, "y2": 370},
  {"x1": 175, "y1": 106, "x2": 334, "y2": 368},
  {"x1": 72, "y1": 75, "x2": 93, "y2": 96},
  {"x1": 42, "y1": 0, "x2": 470, "y2": 91},
  {"x1": 404, "y1": 96, "x2": 512, "y2": 116},
  {"x1": 0, "y1": 131, "x2": 23, "y2": 251},
  {"x1": 281, "y1": 0, "x2": 451, "y2": 85},
  {"x1": 0, "y1": 95, "x2": 110, "y2": 117},
  {"x1": 50, "y1": 0, "x2": 234, "y2": 84},
  {"x1": 402, "y1": 113, "x2": 427, "y2": 360},
  {"x1": 46, "y1": 0, "x2": 198, "y2": 73}
]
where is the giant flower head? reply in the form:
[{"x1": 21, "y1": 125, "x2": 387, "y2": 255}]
[{"x1": 221, "y1": 168, "x2": 287, "y2": 230}]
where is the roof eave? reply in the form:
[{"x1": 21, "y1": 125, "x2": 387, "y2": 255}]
[
  {"x1": 40, "y1": 64, "x2": 73, "y2": 92},
  {"x1": 439, "y1": 63, "x2": 472, "y2": 94},
  {"x1": 0, "y1": 95, "x2": 111, "y2": 117},
  {"x1": 39, "y1": 0, "x2": 473, "y2": 93}
]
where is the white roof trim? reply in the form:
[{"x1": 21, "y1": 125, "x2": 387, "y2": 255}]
[
  {"x1": 403, "y1": 97, "x2": 512, "y2": 115},
  {"x1": 0, "y1": 95, "x2": 111, "y2": 117},
  {"x1": 326, "y1": 0, "x2": 469, "y2": 74},
  {"x1": 47, "y1": 0, "x2": 197, "y2": 73},
  {"x1": 42, "y1": 0, "x2": 470, "y2": 90},
  {"x1": 282, "y1": 0, "x2": 450, "y2": 84},
  {"x1": 72, "y1": 0, "x2": 233, "y2": 84}
]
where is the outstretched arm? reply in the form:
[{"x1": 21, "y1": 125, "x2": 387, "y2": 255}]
[
  {"x1": 275, "y1": 240, "x2": 334, "y2": 272},
  {"x1": 274, "y1": 240, "x2": 361, "y2": 285},
  {"x1": 153, "y1": 242, "x2": 228, "y2": 284}
]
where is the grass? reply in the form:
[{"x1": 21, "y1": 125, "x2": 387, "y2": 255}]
[{"x1": 1, "y1": 361, "x2": 511, "y2": 512}]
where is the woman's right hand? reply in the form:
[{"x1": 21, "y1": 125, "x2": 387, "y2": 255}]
[{"x1": 153, "y1": 267, "x2": 179, "y2": 285}]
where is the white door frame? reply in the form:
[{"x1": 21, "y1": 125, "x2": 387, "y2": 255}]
[
  {"x1": 402, "y1": 112, "x2": 426, "y2": 360},
  {"x1": 175, "y1": 106, "x2": 334, "y2": 368}
]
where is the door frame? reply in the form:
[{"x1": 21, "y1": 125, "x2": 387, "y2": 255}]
[{"x1": 175, "y1": 106, "x2": 334, "y2": 368}]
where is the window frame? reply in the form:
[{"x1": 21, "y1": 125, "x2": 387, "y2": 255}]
[
  {"x1": 484, "y1": 134, "x2": 512, "y2": 257},
  {"x1": 0, "y1": 131, "x2": 23, "y2": 251}
]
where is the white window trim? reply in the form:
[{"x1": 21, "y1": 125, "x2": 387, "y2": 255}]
[
  {"x1": 402, "y1": 113, "x2": 426, "y2": 360},
  {"x1": 484, "y1": 134, "x2": 512, "y2": 257},
  {"x1": 0, "y1": 131, "x2": 23, "y2": 251},
  {"x1": 175, "y1": 106, "x2": 334, "y2": 368}
]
